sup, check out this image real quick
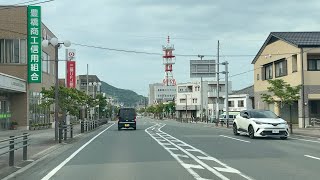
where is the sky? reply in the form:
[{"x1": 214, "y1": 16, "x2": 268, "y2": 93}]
[{"x1": 6, "y1": 0, "x2": 320, "y2": 96}]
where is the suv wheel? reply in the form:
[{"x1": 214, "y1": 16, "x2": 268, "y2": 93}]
[
  {"x1": 280, "y1": 136, "x2": 287, "y2": 140},
  {"x1": 233, "y1": 123, "x2": 240, "y2": 136},
  {"x1": 118, "y1": 127, "x2": 121, "y2": 131},
  {"x1": 248, "y1": 125, "x2": 255, "y2": 139}
]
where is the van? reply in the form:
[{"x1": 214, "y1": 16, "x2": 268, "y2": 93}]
[
  {"x1": 117, "y1": 108, "x2": 137, "y2": 130},
  {"x1": 219, "y1": 112, "x2": 239, "y2": 124}
]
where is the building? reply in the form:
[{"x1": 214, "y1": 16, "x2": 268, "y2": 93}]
[
  {"x1": 148, "y1": 83, "x2": 176, "y2": 105},
  {"x1": 0, "y1": 6, "x2": 57, "y2": 130},
  {"x1": 252, "y1": 32, "x2": 320, "y2": 128},
  {"x1": 76, "y1": 75, "x2": 102, "y2": 97},
  {"x1": 175, "y1": 81, "x2": 232, "y2": 120},
  {"x1": 223, "y1": 85, "x2": 254, "y2": 113}
]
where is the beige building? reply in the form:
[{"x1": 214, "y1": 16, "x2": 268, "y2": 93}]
[
  {"x1": 0, "y1": 6, "x2": 57, "y2": 130},
  {"x1": 252, "y1": 32, "x2": 320, "y2": 128}
]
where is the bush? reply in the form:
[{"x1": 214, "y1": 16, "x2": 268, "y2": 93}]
[{"x1": 11, "y1": 121, "x2": 18, "y2": 126}]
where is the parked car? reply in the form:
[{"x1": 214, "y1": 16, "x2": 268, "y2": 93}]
[
  {"x1": 233, "y1": 110, "x2": 289, "y2": 139},
  {"x1": 117, "y1": 108, "x2": 137, "y2": 130}
]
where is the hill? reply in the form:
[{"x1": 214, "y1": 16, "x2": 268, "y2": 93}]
[{"x1": 100, "y1": 81, "x2": 146, "y2": 107}]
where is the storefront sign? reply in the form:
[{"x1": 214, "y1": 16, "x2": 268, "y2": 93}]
[
  {"x1": 27, "y1": 6, "x2": 42, "y2": 83},
  {"x1": 66, "y1": 61, "x2": 76, "y2": 88},
  {"x1": 66, "y1": 49, "x2": 76, "y2": 88},
  {"x1": 0, "y1": 113, "x2": 11, "y2": 118},
  {"x1": 0, "y1": 73, "x2": 26, "y2": 92}
]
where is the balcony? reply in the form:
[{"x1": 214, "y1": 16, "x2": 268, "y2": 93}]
[{"x1": 208, "y1": 91, "x2": 225, "y2": 97}]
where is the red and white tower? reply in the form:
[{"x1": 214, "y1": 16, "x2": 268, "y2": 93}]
[{"x1": 162, "y1": 36, "x2": 176, "y2": 86}]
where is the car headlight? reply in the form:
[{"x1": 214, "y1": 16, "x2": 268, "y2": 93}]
[{"x1": 253, "y1": 120, "x2": 263, "y2": 125}]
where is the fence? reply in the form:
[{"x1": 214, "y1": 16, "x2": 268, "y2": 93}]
[
  {"x1": 80, "y1": 119, "x2": 108, "y2": 133},
  {"x1": 0, "y1": 133, "x2": 29, "y2": 166}
]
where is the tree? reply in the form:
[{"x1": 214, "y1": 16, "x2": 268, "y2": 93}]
[
  {"x1": 41, "y1": 86, "x2": 92, "y2": 117},
  {"x1": 261, "y1": 79, "x2": 302, "y2": 133},
  {"x1": 95, "y1": 94, "x2": 107, "y2": 119}
]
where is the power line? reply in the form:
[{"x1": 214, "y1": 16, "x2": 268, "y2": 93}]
[
  {"x1": 0, "y1": 27, "x2": 311, "y2": 59},
  {"x1": 228, "y1": 48, "x2": 315, "y2": 78},
  {"x1": 0, "y1": 0, "x2": 54, "y2": 12}
]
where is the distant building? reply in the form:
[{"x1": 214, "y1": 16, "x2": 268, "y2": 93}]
[
  {"x1": 175, "y1": 81, "x2": 232, "y2": 120},
  {"x1": 76, "y1": 75, "x2": 101, "y2": 97},
  {"x1": 223, "y1": 85, "x2": 254, "y2": 113},
  {"x1": 148, "y1": 83, "x2": 176, "y2": 105}
]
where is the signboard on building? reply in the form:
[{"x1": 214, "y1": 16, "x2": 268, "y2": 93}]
[
  {"x1": 27, "y1": 6, "x2": 42, "y2": 83},
  {"x1": 190, "y1": 60, "x2": 216, "y2": 78},
  {"x1": 66, "y1": 49, "x2": 76, "y2": 88},
  {"x1": 66, "y1": 61, "x2": 76, "y2": 88},
  {"x1": 0, "y1": 73, "x2": 26, "y2": 92}
]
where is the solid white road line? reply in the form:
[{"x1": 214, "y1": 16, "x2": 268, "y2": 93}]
[
  {"x1": 158, "y1": 134, "x2": 230, "y2": 180},
  {"x1": 145, "y1": 124, "x2": 204, "y2": 180},
  {"x1": 291, "y1": 137, "x2": 320, "y2": 144},
  {"x1": 219, "y1": 135, "x2": 251, "y2": 143},
  {"x1": 304, "y1": 155, "x2": 320, "y2": 161},
  {"x1": 41, "y1": 123, "x2": 115, "y2": 180}
]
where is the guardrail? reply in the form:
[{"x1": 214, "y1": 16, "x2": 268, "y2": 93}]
[
  {"x1": 58, "y1": 124, "x2": 74, "y2": 143},
  {"x1": 0, "y1": 133, "x2": 30, "y2": 166},
  {"x1": 310, "y1": 118, "x2": 320, "y2": 127},
  {"x1": 80, "y1": 119, "x2": 108, "y2": 133}
]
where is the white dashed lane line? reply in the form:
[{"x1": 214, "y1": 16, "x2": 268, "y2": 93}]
[
  {"x1": 304, "y1": 155, "x2": 320, "y2": 161},
  {"x1": 219, "y1": 135, "x2": 251, "y2": 143},
  {"x1": 145, "y1": 123, "x2": 255, "y2": 180}
]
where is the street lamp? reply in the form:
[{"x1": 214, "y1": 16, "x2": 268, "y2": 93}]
[{"x1": 42, "y1": 38, "x2": 71, "y2": 142}]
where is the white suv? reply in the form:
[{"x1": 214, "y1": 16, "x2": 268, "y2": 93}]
[{"x1": 233, "y1": 110, "x2": 289, "y2": 139}]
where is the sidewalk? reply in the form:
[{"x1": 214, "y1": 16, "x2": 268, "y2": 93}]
[{"x1": 0, "y1": 124, "x2": 81, "y2": 171}]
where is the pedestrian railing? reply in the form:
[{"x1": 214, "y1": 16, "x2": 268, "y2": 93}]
[
  {"x1": 0, "y1": 133, "x2": 30, "y2": 166},
  {"x1": 310, "y1": 118, "x2": 320, "y2": 127},
  {"x1": 80, "y1": 119, "x2": 108, "y2": 133}
]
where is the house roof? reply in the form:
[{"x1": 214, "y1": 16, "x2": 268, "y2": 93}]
[
  {"x1": 251, "y1": 32, "x2": 320, "y2": 64},
  {"x1": 230, "y1": 85, "x2": 254, "y2": 97}
]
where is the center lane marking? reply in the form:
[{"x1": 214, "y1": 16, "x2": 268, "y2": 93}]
[
  {"x1": 146, "y1": 123, "x2": 255, "y2": 180},
  {"x1": 219, "y1": 135, "x2": 251, "y2": 143}
]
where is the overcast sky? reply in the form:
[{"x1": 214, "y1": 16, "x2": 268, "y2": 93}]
[{"x1": 7, "y1": 0, "x2": 320, "y2": 96}]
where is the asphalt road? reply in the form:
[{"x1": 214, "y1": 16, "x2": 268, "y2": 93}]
[{"x1": 6, "y1": 117, "x2": 320, "y2": 180}]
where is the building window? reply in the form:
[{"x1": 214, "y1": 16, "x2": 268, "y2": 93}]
[
  {"x1": 192, "y1": 98, "x2": 197, "y2": 103},
  {"x1": 257, "y1": 74, "x2": 260, "y2": 80},
  {"x1": 228, "y1": 100, "x2": 234, "y2": 107},
  {"x1": 264, "y1": 63, "x2": 273, "y2": 80},
  {"x1": 292, "y1": 54, "x2": 297, "y2": 72},
  {"x1": 238, "y1": 100, "x2": 244, "y2": 107},
  {"x1": 275, "y1": 59, "x2": 287, "y2": 77},
  {"x1": 42, "y1": 51, "x2": 51, "y2": 74},
  {"x1": 0, "y1": 39, "x2": 27, "y2": 64},
  {"x1": 307, "y1": 55, "x2": 320, "y2": 71},
  {"x1": 180, "y1": 99, "x2": 186, "y2": 103}
]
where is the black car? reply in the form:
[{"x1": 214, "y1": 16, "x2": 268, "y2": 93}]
[{"x1": 117, "y1": 108, "x2": 137, "y2": 130}]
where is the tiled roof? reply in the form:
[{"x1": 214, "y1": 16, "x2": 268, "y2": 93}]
[
  {"x1": 271, "y1": 32, "x2": 320, "y2": 47},
  {"x1": 230, "y1": 85, "x2": 254, "y2": 97}
]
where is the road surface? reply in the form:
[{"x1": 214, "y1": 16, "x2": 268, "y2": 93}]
[{"x1": 7, "y1": 117, "x2": 320, "y2": 180}]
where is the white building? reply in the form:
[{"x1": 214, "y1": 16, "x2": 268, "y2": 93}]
[
  {"x1": 148, "y1": 83, "x2": 176, "y2": 105},
  {"x1": 223, "y1": 85, "x2": 254, "y2": 113},
  {"x1": 175, "y1": 81, "x2": 232, "y2": 120}
]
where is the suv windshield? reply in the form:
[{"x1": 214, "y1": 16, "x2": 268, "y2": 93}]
[
  {"x1": 119, "y1": 108, "x2": 136, "y2": 120},
  {"x1": 250, "y1": 111, "x2": 279, "y2": 119}
]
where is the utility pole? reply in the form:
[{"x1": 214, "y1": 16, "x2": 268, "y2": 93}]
[
  {"x1": 216, "y1": 40, "x2": 220, "y2": 125},
  {"x1": 86, "y1": 64, "x2": 89, "y2": 120},
  {"x1": 198, "y1": 55, "x2": 204, "y2": 122},
  {"x1": 223, "y1": 61, "x2": 229, "y2": 128},
  {"x1": 185, "y1": 94, "x2": 188, "y2": 123}
]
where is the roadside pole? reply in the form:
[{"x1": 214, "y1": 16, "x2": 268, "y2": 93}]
[
  {"x1": 223, "y1": 61, "x2": 229, "y2": 128},
  {"x1": 216, "y1": 40, "x2": 220, "y2": 126}
]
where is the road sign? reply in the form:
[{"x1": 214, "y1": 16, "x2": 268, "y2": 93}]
[{"x1": 190, "y1": 60, "x2": 216, "y2": 78}]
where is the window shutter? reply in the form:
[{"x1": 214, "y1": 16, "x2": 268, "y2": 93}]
[
  {"x1": 283, "y1": 60, "x2": 288, "y2": 76},
  {"x1": 261, "y1": 67, "x2": 266, "y2": 80}
]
